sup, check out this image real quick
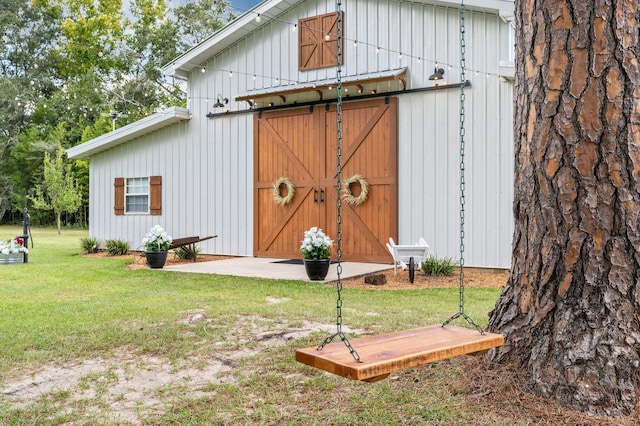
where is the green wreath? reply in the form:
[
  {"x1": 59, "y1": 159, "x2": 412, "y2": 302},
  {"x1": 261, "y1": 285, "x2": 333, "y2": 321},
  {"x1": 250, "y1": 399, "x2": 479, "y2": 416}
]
[
  {"x1": 342, "y1": 174, "x2": 369, "y2": 206},
  {"x1": 272, "y1": 177, "x2": 296, "y2": 206}
]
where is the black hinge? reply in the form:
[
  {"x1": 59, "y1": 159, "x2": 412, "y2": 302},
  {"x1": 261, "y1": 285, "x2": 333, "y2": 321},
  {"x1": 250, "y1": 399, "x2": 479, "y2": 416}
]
[{"x1": 385, "y1": 96, "x2": 390, "y2": 104}]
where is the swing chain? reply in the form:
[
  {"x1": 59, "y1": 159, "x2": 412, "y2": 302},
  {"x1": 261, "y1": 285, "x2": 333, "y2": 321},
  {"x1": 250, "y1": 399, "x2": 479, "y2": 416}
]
[
  {"x1": 459, "y1": 0, "x2": 467, "y2": 316},
  {"x1": 317, "y1": 0, "x2": 362, "y2": 363},
  {"x1": 442, "y1": 0, "x2": 484, "y2": 335}
]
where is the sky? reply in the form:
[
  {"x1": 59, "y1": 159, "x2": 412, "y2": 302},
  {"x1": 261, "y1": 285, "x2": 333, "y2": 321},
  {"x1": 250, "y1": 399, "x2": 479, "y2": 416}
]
[
  {"x1": 122, "y1": 0, "x2": 263, "y2": 19},
  {"x1": 230, "y1": 0, "x2": 262, "y2": 13}
]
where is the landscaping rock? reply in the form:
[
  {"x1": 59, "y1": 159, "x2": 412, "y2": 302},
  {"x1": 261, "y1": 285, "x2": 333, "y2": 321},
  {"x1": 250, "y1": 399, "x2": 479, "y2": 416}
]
[{"x1": 364, "y1": 273, "x2": 387, "y2": 285}]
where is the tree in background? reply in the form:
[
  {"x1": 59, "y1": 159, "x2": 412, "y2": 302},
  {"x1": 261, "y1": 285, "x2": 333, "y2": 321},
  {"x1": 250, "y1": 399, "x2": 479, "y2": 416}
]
[
  {"x1": 0, "y1": 0, "x2": 233, "y2": 224},
  {"x1": 173, "y1": 0, "x2": 235, "y2": 47},
  {"x1": 29, "y1": 147, "x2": 82, "y2": 235},
  {"x1": 488, "y1": 0, "x2": 640, "y2": 416}
]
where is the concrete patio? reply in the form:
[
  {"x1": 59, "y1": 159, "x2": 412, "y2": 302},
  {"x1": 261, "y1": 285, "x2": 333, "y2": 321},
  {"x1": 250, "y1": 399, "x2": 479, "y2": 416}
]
[{"x1": 165, "y1": 257, "x2": 392, "y2": 282}]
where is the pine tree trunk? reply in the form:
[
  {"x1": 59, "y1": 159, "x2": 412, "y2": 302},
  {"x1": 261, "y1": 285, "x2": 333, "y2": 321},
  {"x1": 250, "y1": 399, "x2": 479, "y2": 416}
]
[{"x1": 488, "y1": 0, "x2": 640, "y2": 416}]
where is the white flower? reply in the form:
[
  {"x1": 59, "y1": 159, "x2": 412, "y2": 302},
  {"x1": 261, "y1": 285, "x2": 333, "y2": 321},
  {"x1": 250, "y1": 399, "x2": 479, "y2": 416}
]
[
  {"x1": 143, "y1": 225, "x2": 173, "y2": 252},
  {"x1": 300, "y1": 227, "x2": 333, "y2": 260},
  {"x1": 0, "y1": 238, "x2": 28, "y2": 254}
]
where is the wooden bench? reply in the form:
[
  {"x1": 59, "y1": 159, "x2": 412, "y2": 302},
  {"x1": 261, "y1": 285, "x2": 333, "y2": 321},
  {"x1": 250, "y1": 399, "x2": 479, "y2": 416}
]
[{"x1": 169, "y1": 235, "x2": 217, "y2": 261}]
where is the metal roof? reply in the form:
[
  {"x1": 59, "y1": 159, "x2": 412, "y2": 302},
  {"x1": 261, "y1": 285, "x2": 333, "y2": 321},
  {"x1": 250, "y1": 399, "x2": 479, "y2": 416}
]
[{"x1": 67, "y1": 107, "x2": 191, "y2": 160}]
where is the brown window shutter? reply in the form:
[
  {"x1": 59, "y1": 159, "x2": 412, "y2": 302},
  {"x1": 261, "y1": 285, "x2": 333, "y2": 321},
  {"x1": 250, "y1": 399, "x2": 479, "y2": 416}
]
[
  {"x1": 299, "y1": 16, "x2": 320, "y2": 70},
  {"x1": 150, "y1": 175, "x2": 162, "y2": 215},
  {"x1": 320, "y1": 12, "x2": 342, "y2": 67},
  {"x1": 114, "y1": 178, "x2": 125, "y2": 215},
  {"x1": 299, "y1": 12, "x2": 342, "y2": 71}
]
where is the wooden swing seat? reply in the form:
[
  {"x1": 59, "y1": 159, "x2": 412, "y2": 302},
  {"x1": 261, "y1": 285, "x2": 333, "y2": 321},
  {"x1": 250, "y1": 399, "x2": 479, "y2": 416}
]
[{"x1": 296, "y1": 325, "x2": 504, "y2": 382}]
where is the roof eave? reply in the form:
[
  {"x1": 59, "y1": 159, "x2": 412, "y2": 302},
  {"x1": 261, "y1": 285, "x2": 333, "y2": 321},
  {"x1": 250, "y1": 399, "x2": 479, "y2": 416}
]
[
  {"x1": 162, "y1": 0, "x2": 302, "y2": 79},
  {"x1": 162, "y1": 0, "x2": 514, "y2": 79},
  {"x1": 67, "y1": 107, "x2": 191, "y2": 160}
]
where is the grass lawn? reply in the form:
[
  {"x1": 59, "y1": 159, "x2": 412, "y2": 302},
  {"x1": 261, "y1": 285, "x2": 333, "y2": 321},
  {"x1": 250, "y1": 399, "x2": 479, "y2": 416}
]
[{"x1": 1, "y1": 226, "x2": 625, "y2": 425}]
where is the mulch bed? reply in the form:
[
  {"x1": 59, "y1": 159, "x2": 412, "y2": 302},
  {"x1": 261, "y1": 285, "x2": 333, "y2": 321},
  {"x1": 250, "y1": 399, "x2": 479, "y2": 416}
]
[{"x1": 338, "y1": 267, "x2": 507, "y2": 290}]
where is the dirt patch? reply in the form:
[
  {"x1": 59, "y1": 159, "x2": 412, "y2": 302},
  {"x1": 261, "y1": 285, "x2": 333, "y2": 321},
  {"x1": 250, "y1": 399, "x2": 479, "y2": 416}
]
[{"x1": 1, "y1": 315, "x2": 353, "y2": 425}]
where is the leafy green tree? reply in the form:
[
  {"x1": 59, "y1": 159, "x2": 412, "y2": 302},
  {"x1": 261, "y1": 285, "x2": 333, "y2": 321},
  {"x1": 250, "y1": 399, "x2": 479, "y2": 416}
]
[
  {"x1": 29, "y1": 147, "x2": 82, "y2": 234},
  {"x1": 0, "y1": 0, "x2": 234, "y2": 225},
  {"x1": 173, "y1": 0, "x2": 234, "y2": 47}
]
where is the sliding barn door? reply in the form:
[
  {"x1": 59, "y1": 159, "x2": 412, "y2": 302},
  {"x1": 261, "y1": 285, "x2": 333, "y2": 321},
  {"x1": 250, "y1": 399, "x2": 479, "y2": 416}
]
[{"x1": 254, "y1": 98, "x2": 397, "y2": 262}]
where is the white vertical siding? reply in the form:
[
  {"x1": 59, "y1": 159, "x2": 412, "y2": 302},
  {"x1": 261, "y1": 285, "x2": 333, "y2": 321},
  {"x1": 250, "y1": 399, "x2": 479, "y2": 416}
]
[
  {"x1": 88, "y1": 116, "x2": 253, "y2": 256},
  {"x1": 87, "y1": 0, "x2": 513, "y2": 267}
]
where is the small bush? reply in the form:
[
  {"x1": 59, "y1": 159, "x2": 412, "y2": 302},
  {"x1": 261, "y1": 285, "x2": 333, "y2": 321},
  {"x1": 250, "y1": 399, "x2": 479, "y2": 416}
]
[
  {"x1": 422, "y1": 256, "x2": 457, "y2": 276},
  {"x1": 105, "y1": 239, "x2": 130, "y2": 256},
  {"x1": 174, "y1": 245, "x2": 200, "y2": 260},
  {"x1": 80, "y1": 236, "x2": 101, "y2": 254}
]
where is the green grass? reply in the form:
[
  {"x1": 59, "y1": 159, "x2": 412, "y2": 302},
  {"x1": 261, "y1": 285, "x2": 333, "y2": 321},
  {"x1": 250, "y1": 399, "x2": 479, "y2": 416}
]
[{"x1": 0, "y1": 226, "x2": 507, "y2": 425}]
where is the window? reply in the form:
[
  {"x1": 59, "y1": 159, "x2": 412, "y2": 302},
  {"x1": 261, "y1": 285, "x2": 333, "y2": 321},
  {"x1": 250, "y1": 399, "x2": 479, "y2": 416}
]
[
  {"x1": 114, "y1": 176, "x2": 162, "y2": 216},
  {"x1": 126, "y1": 177, "x2": 149, "y2": 213},
  {"x1": 299, "y1": 12, "x2": 343, "y2": 71}
]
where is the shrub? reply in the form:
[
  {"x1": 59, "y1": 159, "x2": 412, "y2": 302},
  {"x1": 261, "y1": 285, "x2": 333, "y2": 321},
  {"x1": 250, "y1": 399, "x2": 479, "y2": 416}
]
[
  {"x1": 105, "y1": 239, "x2": 130, "y2": 256},
  {"x1": 422, "y1": 256, "x2": 457, "y2": 276},
  {"x1": 80, "y1": 236, "x2": 101, "y2": 254},
  {"x1": 174, "y1": 245, "x2": 200, "y2": 260}
]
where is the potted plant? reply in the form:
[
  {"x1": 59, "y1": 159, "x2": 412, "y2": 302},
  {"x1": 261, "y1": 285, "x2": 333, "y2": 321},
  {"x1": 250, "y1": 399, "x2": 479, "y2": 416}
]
[
  {"x1": 0, "y1": 238, "x2": 28, "y2": 265},
  {"x1": 300, "y1": 227, "x2": 333, "y2": 280},
  {"x1": 142, "y1": 225, "x2": 172, "y2": 269}
]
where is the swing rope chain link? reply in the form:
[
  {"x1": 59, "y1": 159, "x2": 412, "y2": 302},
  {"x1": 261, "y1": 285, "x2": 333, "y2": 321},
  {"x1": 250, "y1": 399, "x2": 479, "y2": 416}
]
[
  {"x1": 442, "y1": 0, "x2": 484, "y2": 335},
  {"x1": 317, "y1": 0, "x2": 362, "y2": 362}
]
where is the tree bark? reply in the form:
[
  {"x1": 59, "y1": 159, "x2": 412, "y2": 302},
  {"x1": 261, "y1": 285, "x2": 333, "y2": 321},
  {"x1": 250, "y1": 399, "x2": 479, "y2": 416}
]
[{"x1": 488, "y1": 0, "x2": 640, "y2": 416}]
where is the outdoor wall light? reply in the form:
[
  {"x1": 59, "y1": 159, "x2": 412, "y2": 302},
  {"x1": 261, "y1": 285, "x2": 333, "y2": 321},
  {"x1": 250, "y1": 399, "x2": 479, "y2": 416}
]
[
  {"x1": 213, "y1": 94, "x2": 228, "y2": 108},
  {"x1": 429, "y1": 67, "x2": 445, "y2": 81}
]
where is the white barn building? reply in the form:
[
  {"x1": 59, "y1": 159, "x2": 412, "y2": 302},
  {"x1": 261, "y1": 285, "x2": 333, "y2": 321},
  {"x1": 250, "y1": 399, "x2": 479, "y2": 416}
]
[{"x1": 68, "y1": 0, "x2": 515, "y2": 268}]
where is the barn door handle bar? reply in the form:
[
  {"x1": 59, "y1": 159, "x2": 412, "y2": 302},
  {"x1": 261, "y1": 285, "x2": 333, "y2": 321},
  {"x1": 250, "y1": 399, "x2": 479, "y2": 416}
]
[
  {"x1": 314, "y1": 189, "x2": 318, "y2": 203},
  {"x1": 320, "y1": 189, "x2": 324, "y2": 203}
]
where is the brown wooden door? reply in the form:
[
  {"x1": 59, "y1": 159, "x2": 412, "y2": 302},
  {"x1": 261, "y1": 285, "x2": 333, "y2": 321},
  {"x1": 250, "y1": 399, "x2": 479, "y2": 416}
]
[
  {"x1": 323, "y1": 98, "x2": 398, "y2": 262},
  {"x1": 254, "y1": 98, "x2": 397, "y2": 262}
]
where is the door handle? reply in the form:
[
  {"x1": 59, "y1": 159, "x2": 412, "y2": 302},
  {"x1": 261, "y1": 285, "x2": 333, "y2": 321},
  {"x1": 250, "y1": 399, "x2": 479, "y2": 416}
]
[
  {"x1": 320, "y1": 189, "x2": 325, "y2": 203},
  {"x1": 314, "y1": 189, "x2": 318, "y2": 203}
]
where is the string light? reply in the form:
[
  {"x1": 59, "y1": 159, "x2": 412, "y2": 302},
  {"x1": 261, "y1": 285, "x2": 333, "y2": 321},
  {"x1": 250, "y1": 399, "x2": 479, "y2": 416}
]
[
  {"x1": 226, "y1": 6, "x2": 501, "y2": 79},
  {"x1": 19, "y1": 4, "x2": 505, "y2": 114}
]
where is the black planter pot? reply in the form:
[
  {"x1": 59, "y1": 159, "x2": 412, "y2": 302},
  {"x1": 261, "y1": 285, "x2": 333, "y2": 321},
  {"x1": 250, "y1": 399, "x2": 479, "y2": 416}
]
[
  {"x1": 145, "y1": 251, "x2": 168, "y2": 269},
  {"x1": 304, "y1": 258, "x2": 331, "y2": 280}
]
